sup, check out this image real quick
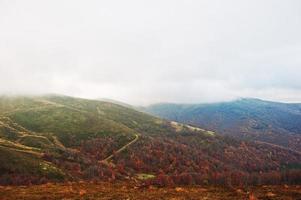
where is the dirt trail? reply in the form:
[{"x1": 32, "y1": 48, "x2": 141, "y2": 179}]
[
  {"x1": 0, "y1": 145, "x2": 42, "y2": 157},
  {"x1": 255, "y1": 140, "x2": 301, "y2": 156},
  {"x1": 100, "y1": 133, "x2": 140, "y2": 167}
]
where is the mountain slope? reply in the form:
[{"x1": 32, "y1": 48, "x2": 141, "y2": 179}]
[
  {"x1": 144, "y1": 98, "x2": 301, "y2": 151},
  {"x1": 0, "y1": 95, "x2": 300, "y2": 186}
]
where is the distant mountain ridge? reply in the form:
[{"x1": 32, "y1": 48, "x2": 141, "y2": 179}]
[{"x1": 144, "y1": 98, "x2": 301, "y2": 152}]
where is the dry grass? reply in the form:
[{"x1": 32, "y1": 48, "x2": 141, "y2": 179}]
[{"x1": 0, "y1": 181, "x2": 300, "y2": 200}]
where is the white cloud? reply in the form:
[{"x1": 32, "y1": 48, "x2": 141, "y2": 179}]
[{"x1": 0, "y1": 0, "x2": 301, "y2": 105}]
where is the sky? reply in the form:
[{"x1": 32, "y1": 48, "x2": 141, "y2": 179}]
[{"x1": 0, "y1": 0, "x2": 301, "y2": 105}]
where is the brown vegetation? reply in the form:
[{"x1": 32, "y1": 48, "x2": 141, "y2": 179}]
[{"x1": 0, "y1": 181, "x2": 300, "y2": 200}]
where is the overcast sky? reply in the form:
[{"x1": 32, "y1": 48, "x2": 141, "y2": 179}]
[{"x1": 0, "y1": 0, "x2": 301, "y2": 105}]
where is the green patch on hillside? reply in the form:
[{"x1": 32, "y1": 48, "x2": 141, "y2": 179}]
[
  {"x1": 41, "y1": 95, "x2": 173, "y2": 136},
  {"x1": 19, "y1": 135, "x2": 53, "y2": 149},
  {"x1": 0, "y1": 124, "x2": 21, "y2": 141},
  {"x1": 0, "y1": 145, "x2": 65, "y2": 181},
  {"x1": 8, "y1": 106, "x2": 135, "y2": 147}
]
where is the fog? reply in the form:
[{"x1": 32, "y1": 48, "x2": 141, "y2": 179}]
[{"x1": 1, "y1": 0, "x2": 301, "y2": 105}]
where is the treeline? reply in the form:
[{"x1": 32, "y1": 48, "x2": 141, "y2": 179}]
[{"x1": 142, "y1": 170, "x2": 301, "y2": 187}]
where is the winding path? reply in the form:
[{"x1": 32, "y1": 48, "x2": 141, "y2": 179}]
[
  {"x1": 254, "y1": 140, "x2": 301, "y2": 156},
  {"x1": 99, "y1": 133, "x2": 140, "y2": 167}
]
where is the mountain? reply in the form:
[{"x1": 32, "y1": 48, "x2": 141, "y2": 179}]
[
  {"x1": 0, "y1": 95, "x2": 300, "y2": 186},
  {"x1": 144, "y1": 98, "x2": 301, "y2": 152},
  {"x1": 98, "y1": 98, "x2": 134, "y2": 108}
]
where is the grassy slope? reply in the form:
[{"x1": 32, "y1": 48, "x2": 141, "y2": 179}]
[
  {"x1": 0, "y1": 146, "x2": 65, "y2": 179},
  {"x1": 8, "y1": 106, "x2": 135, "y2": 147},
  {"x1": 43, "y1": 95, "x2": 177, "y2": 136},
  {"x1": 0, "y1": 116, "x2": 66, "y2": 184}
]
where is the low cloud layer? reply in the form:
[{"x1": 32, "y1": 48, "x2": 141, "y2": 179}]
[{"x1": 1, "y1": 0, "x2": 301, "y2": 105}]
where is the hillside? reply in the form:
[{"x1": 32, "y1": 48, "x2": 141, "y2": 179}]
[
  {"x1": 0, "y1": 95, "x2": 300, "y2": 186},
  {"x1": 144, "y1": 98, "x2": 301, "y2": 152}
]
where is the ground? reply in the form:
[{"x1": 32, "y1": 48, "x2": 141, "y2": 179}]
[{"x1": 0, "y1": 182, "x2": 300, "y2": 200}]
